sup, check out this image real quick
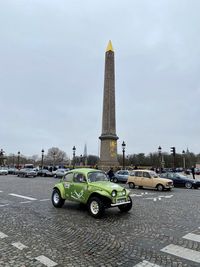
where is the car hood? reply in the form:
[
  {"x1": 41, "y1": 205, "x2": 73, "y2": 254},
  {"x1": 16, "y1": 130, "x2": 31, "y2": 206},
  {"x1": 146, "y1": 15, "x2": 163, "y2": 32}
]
[
  {"x1": 181, "y1": 177, "x2": 198, "y2": 182},
  {"x1": 158, "y1": 178, "x2": 173, "y2": 183},
  {"x1": 89, "y1": 181, "x2": 124, "y2": 193}
]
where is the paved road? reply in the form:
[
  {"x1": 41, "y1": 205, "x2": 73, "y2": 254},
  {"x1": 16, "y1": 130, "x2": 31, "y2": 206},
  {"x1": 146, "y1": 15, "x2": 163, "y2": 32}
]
[{"x1": 0, "y1": 175, "x2": 200, "y2": 267}]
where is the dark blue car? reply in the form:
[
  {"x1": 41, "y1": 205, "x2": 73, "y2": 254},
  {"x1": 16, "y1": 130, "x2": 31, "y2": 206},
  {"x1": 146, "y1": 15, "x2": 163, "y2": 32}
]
[{"x1": 160, "y1": 172, "x2": 200, "y2": 189}]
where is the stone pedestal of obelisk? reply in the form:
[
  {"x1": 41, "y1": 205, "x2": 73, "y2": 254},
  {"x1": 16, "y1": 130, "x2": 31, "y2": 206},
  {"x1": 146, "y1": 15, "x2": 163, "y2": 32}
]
[{"x1": 99, "y1": 41, "x2": 119, "y2": 170}]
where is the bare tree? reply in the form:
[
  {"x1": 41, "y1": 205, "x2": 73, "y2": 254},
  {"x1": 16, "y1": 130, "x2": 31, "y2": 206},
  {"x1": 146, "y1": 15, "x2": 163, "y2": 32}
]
[{"x1": 45, "y1": 147, "x2": 68, "y2": 166}]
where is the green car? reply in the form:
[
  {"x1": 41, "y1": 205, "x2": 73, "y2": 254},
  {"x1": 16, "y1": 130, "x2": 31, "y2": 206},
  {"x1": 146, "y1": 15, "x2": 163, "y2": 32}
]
[{"x1": 51, "y1": 168, "x2": 132, "y2": 218}]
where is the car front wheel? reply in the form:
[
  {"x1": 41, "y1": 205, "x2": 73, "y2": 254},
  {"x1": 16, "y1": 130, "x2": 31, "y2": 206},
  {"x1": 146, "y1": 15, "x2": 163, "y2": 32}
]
[
  {"x1": 88, "y1": 197, "x2": 105, "y2": 218},
  {"x1": 157, "y1": 184, "x2": 164, "y2": 191},
  {"x1": 129, "y1": 182, "x2": 135, "y2": 189},
  {"x1": 52, "y1": 189, "x2": 65, "y2": 208},
  {"x1": 113, "y1": 177, "x2": 118, "y2": 183},
  {"x1": 118, "y1": 196, "x2": 132, "y2": 212},
  {"x1": 185, "y1": 182, "x2": 192, "y2": 189}
]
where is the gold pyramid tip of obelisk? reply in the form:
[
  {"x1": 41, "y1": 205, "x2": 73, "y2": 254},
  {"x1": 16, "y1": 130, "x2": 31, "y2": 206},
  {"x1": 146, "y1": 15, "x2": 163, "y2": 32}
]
[{"x1": 106, "y1": 40, "x2": 114, "y2": 52}]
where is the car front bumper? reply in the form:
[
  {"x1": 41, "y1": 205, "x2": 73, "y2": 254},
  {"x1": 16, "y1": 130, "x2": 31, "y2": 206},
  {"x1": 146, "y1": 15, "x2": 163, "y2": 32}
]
[
  {"x1": 165, "y1": 185, "x2": 173, "y2": 188},
  {"x1": 111, "y1": 199, "x2": 131, "y2": 207}
]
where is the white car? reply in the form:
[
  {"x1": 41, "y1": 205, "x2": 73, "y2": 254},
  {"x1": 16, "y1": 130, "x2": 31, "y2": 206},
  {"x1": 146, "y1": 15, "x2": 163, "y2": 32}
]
[
  {"x1": 54, "y1": 168, "x2": 69, "y2": 178},
  {"x1": 0, "y1": 168, "x2": 8, "y2": 175}
]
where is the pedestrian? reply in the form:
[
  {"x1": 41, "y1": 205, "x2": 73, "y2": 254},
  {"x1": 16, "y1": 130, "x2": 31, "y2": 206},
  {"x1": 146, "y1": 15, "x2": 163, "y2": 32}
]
[
  {"x1": 107, "y1": 167, "x2": 114, "y2": 181},
  {"x1": 191, "y1": 166, "x2": 195, "y2": 179}
]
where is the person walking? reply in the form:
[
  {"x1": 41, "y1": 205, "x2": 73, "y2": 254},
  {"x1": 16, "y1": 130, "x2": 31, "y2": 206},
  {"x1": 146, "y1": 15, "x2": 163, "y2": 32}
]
[
  {"x1": 107, "y1": 167, "x2": 114, "y2": 181},
  {"x1": 191, "y1": 166, "x2": 195, "y2": 179}
]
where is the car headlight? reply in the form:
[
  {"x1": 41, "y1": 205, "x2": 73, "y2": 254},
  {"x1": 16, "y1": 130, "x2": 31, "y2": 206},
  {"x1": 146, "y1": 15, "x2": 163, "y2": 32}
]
[
  {"x1": 111, "y1": 190, "x2": 117, "y2": 197},
  {"x1": 167, "y1": 182, "x2": 173, "y2": 185},
  {"x1": 122, "y1": 189, "x2": 126, "y2": 196}
]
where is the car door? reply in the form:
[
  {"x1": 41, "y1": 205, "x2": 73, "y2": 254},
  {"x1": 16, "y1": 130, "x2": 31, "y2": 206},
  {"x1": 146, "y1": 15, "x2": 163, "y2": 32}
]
[
  {"x1": 62, "y1": 172, "x2": 74, "y2": 199},
  {"x1": 141, "y1": 172, "x2": 153, "y2": 188},
  {"x1": 134, "y1": 171, "x2": 143, "y2": 186},
  {"x1": 70, "y1": 172, "x2": 88, "y2": 203},
  {"x1": 116, "y1": 171, "x2": 124, "y2": 181},
  {"x1": 119, "y1": 171, "x2": 129, "y2": 182},
  {"x1": 173, "y1": 174, "x2": 185, "y2": 187}
]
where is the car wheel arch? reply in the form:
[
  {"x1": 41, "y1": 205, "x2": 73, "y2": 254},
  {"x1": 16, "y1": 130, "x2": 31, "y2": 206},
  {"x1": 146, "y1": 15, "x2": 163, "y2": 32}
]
[
  {"x1": 53, "y1": 186, "x2": 65, "y2": 199},
  {"x1": 87, "y1": 192, "x2": 111, "y2": 207}
]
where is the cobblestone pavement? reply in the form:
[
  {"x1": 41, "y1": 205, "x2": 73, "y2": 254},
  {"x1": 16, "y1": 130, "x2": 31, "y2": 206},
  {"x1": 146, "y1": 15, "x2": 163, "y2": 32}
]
[{"x1": 0, "y1": 175, "x2": 200, "y2": 267}]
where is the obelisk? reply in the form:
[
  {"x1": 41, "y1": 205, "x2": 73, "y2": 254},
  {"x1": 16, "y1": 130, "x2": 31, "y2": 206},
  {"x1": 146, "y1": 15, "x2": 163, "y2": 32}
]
[{"x1": 99, "y1": 41, "x2": 119, "y2": 169}]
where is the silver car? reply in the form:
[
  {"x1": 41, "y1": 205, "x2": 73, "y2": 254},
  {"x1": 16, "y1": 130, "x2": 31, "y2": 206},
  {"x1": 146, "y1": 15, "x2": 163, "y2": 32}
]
[
  {"x1": 17, "y1": 168, "x2": 37, "y2": 178},
  {"x1": 111, "y1": 170, "x2": 130, "y2": 183},
  {"x1": 0, "y1": 168, "x2": 8, "y2": 175},
  {"x1": 54, "y1": 168, "x2": 69, "y2": 178}
]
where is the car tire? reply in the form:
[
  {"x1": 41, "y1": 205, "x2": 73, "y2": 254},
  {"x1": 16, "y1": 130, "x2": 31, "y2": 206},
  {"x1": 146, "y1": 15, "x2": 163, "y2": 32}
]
[
  {"x1": 129, "y1": 182, "x2": 135, "y2": 189},
  {"x1": 52, "y1": 189, "x2": 65, "y2": 208},
  {"x1": 157, "y1": 184, "x2": 164, "y2": 191},
  {"x1": 118, "y1": 196, "x2": 132, "y2": 212},
  {"x1": 185, "y1": 182, "x2": 192, "y2": 189},
  {"x1": 88, "y1": 197, "x2": 105, "y2": 218},
  {"x1": 113, "y1": 177, "x2": 118, "y2": 183}
]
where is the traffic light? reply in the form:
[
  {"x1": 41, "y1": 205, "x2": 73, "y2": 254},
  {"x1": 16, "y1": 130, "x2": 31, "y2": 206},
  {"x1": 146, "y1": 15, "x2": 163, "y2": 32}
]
[{"x1": 170, "y1": 147, "x2": 176, "y2": 157}]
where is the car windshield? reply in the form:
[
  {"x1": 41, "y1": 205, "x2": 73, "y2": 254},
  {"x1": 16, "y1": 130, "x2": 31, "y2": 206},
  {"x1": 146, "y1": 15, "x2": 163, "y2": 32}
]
[
  {"x1": 88, "y1": 171, "x2": 108, "y2": 182},
  {"x1": 149, "y1": 171, "x2": 159, "y2": 178},
  {"x1": 177, "y1": 174, "x2": 188, "y2": 179}
]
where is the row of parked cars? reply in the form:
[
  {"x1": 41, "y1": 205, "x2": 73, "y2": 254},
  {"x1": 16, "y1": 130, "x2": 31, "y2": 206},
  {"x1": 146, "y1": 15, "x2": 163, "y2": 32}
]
[
  {"x1": 111, "y1": 169, "x2": 200, "y2": 190},
  {"x1": 0, "y1": 167, "x2": 69, "y2": 178},
  {"x1": 1, "y1": 166, "x2": 200, "y2": 190}
]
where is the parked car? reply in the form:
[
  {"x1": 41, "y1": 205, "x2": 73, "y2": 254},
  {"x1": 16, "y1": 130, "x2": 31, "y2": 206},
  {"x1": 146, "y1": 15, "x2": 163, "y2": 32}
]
[
  {"x1": 17, "y1": 168, "x2": 37, "y2": 178},
  {"x1": 127, "y1": 170, "x2": 173, "y2": 191},
  {"x1": 0, "y1": 168, "x2": 8, "y2": 175},
  {"x1": 8, "y1": 167, "x2": 18, "y2": 174},
  {"x1": 160, "y1": 172, "x2": 200, "y2": 189},
  {"x1": 52, "y1": 168, "x2": 132, "y2": 218},
  {"x1": 111, "y1": 170, "x2": 130, "y2": 183},
  {"x1": 54, "y1": 168, "x2": 69, "y2": 178},
  {"x1": 37, "y1": 169, "x2": 54, "y2": 177}
]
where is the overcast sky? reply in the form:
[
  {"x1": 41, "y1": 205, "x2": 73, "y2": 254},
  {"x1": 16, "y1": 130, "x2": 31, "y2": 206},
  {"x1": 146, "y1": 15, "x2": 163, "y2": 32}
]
[{"x1": 0, "y1": 0, "x2": 200, "y2": 159}]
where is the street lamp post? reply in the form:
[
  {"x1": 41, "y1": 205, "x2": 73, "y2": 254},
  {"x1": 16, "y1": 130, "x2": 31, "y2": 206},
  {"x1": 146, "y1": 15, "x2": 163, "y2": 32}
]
[
  {"x1": 41, "y1": 149, "x2": 44, "y2": 169},
  {"x1": 17, "y1": 151, "x2": 20, "y2": 169},
  {"x1": 80, "y1": 154, "x2": 83, "y2": 166},
  {"x1": 158, "y1": 146, "x2": 162, "y2": 173},
  {"x1": 12, "y1": 154, "x2": 15, "y2": 166},
  {"x1": 53, "y1": 152, "x2": 56, "y2": 169},
  {"x1": 122, "y1": 141, "x2": 126, "y2": 170},
  {"x1": 182, "y1": 150, "x2": 186, "y2": 170},
  {"x1": 0, "y1": 149, "x2": 5, "y2": 166},
  {"x1": 72, "y1": 146, "x2": 76, "y2": 169}
]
